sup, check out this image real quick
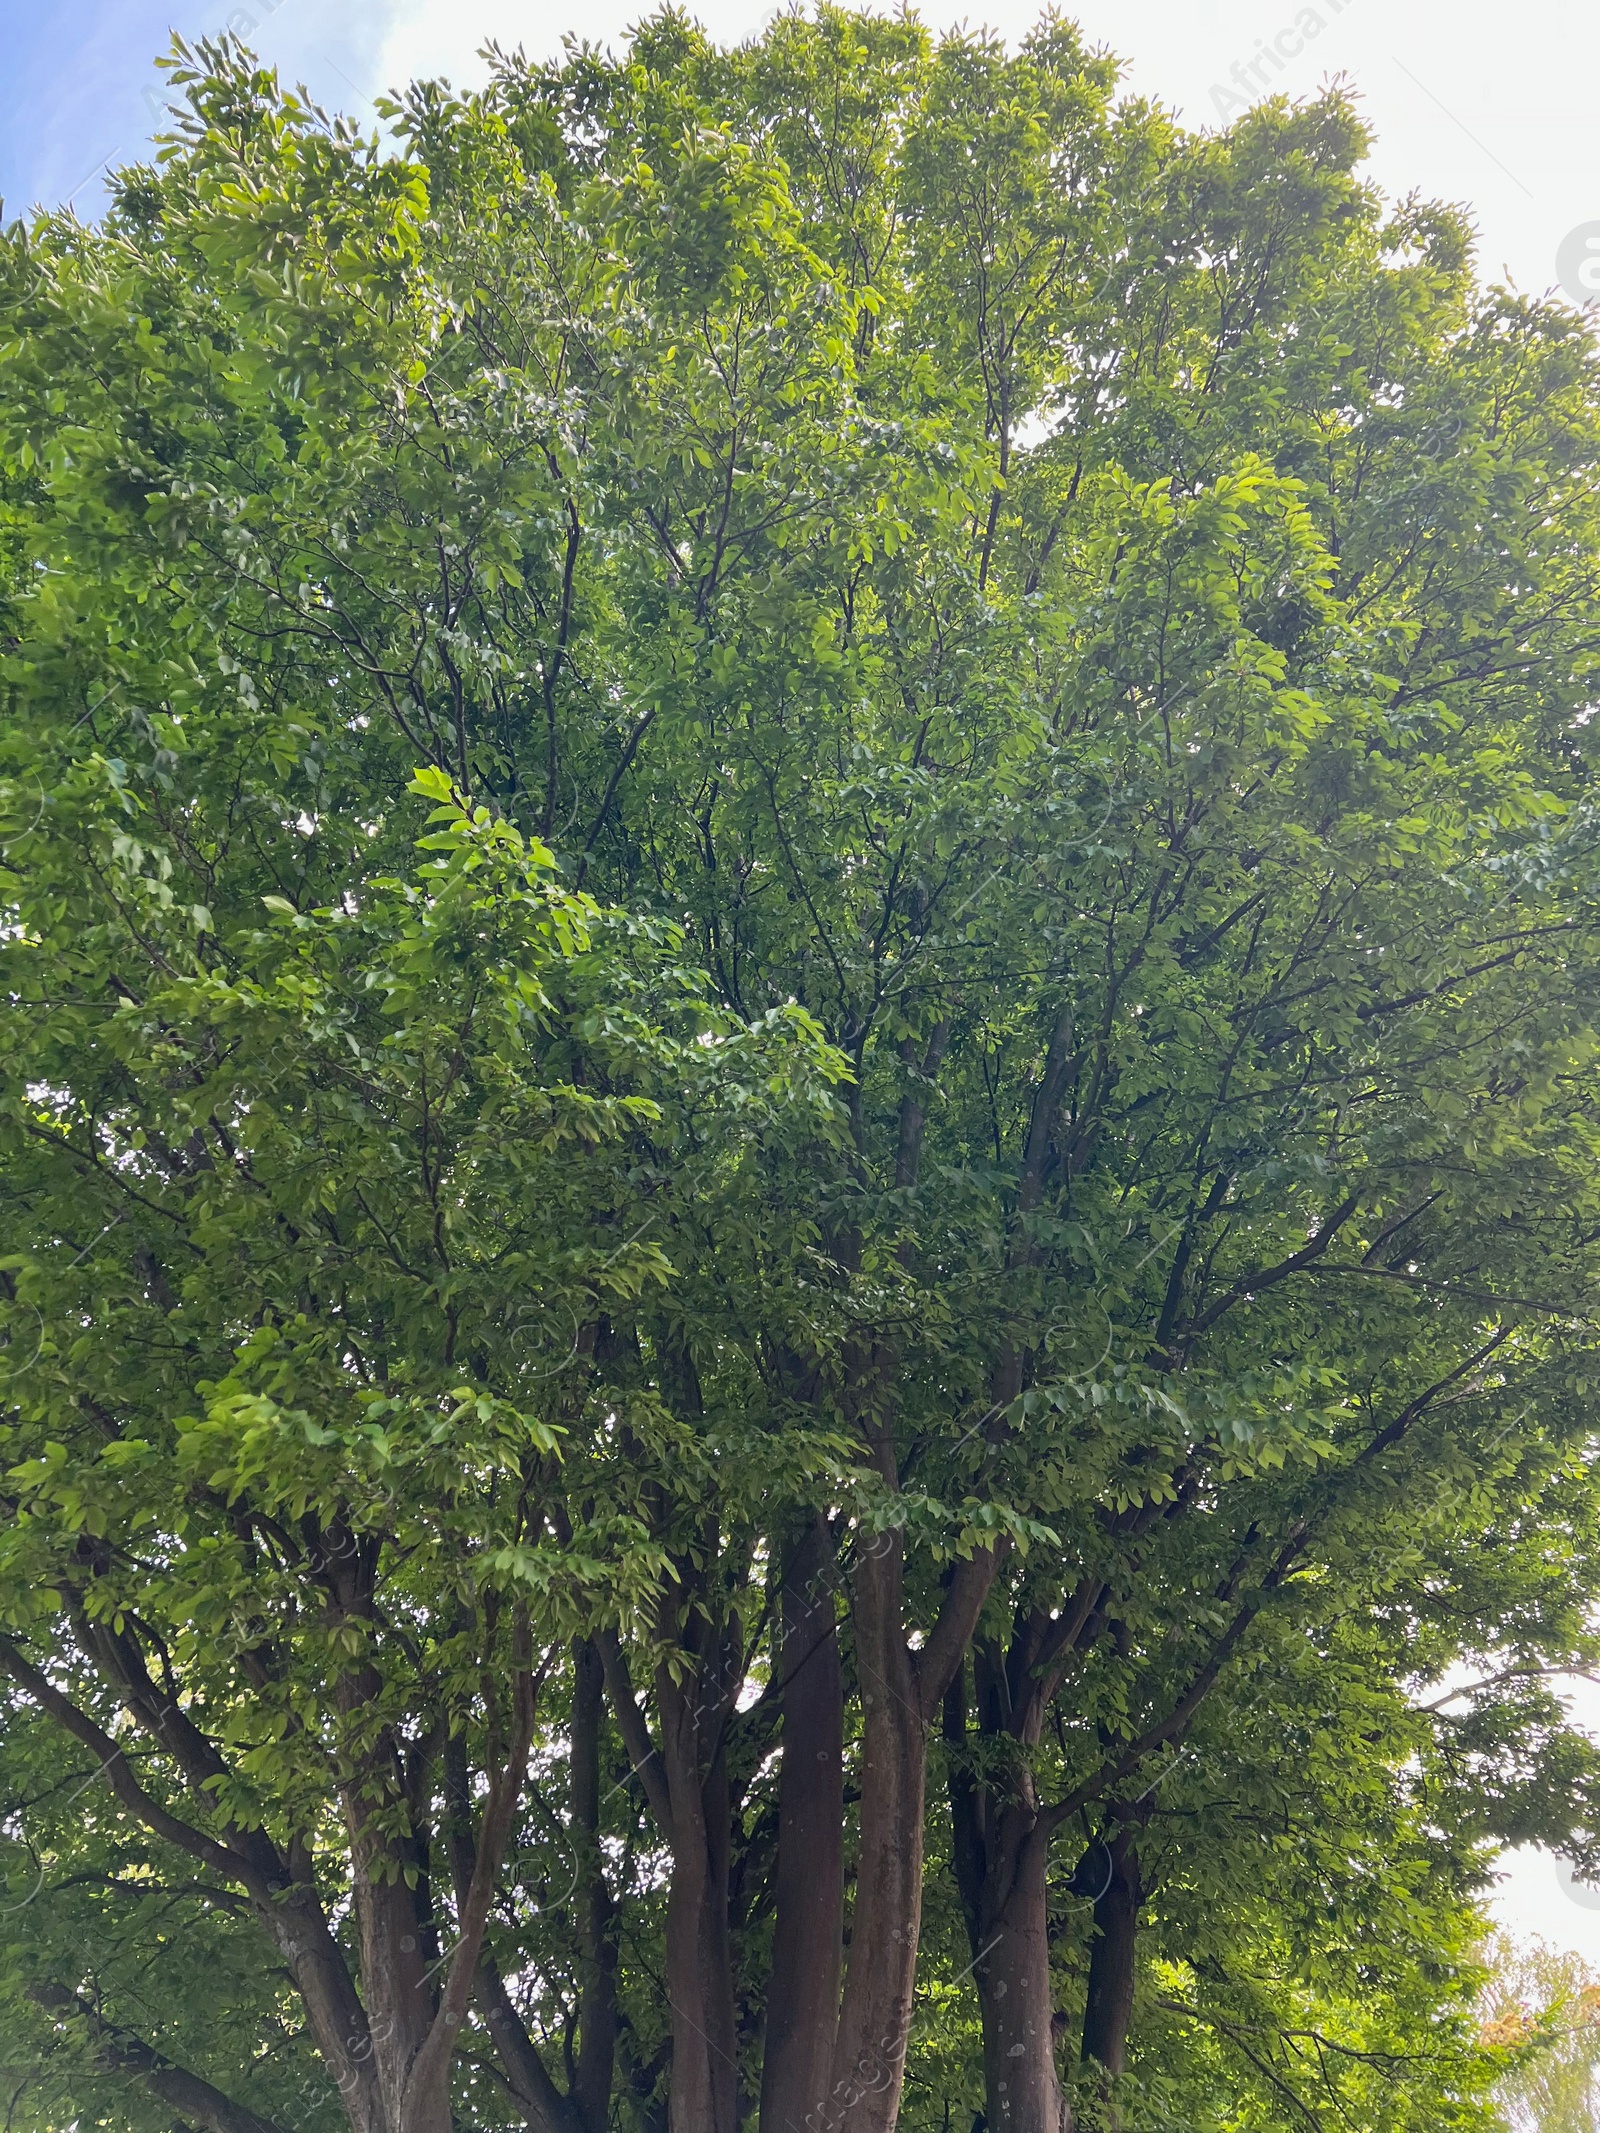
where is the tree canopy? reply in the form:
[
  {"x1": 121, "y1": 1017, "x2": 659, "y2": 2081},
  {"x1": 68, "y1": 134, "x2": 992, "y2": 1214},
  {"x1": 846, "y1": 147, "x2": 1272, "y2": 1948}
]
[{"x1": 5, "y1": 14, "x2": 1600, "y2": 2133}]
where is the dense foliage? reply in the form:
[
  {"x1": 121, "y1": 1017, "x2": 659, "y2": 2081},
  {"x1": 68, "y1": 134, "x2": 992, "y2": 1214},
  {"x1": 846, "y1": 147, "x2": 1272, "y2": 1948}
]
[{"x1": 5, "y1": 14, "x2": 1600, "y2": 2133}]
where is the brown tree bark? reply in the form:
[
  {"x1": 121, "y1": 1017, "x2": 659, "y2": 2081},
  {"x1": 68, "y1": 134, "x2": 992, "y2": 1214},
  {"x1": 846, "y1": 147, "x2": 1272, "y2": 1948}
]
[
  {"x1": 763, "y1": 1008, "x2": 1057, "y2": 2133},
  {"x1": 472, "y1": 1952, "x2": 583, "y2": 2133},
  {"x1": 658, "y1": 1653, "x2": 741, "y2": 2133},
  {"x1": 826, "y1": 1527, "x2": 925, "y2": 2133},
  {"x1": 400, "y1": 1619, "x2": 540, "y2": 2133},
  {"x1": 975, "y1": 1810, "x2": 1068, "y2": 2133},
  {"x1": 571, "y1": 1637, "x2": 620, "y2": 2133},
  {"x1": 759, "y1": 1513, "x2": 844, "y2": 2133},
  {"x1": 4, "y1": 1563, "x2": 540, "y2": 2133},
  {"x1": 339, "y1": 1675, "x2": 436, "y2": 2133},
  {"x1": 821, "y1": 1522, "x2": 1001, "y2": 2133},
  {"x1": 26, "y1": 1983, "x2": 288, "y2": 2133},
  {"x1": 1079, "y1": 1831, "x2": 1141, "y2": 2079},
  {"x1": 946, "y1": 1634, "x2": 1079, "y2": 2133},
  {"x1": 599, "y1": 1607, "x2": 742, "y2": 2133}
]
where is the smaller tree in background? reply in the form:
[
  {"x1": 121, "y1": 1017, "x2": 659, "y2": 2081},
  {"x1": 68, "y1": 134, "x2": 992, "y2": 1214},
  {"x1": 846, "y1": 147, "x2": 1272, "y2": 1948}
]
[{"x1": 1483, "y1": 1938, "x2": 1600, "y2": 2133}]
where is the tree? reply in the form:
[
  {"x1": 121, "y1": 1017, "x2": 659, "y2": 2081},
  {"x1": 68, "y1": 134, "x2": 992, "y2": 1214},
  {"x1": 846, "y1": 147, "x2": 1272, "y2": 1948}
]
[
  {"x1": 1484, "y1": 1938, "x2": 1600, "y2": 2133},
  {"x1": 6, "y1": 14, "x2": 1600, "y2": 2133}
]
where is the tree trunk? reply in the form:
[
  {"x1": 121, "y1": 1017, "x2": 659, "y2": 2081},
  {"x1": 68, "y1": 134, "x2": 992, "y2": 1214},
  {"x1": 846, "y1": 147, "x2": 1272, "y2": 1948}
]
[
  {"x1": 659, "y1": 1664, "x2": 741, "y2": 2133},
  {"x1": 571, "y1": 1639, "x2": 619, "y2": 2133},
  {"x1": 976, "y1": 1811, "x2": 1067, "y2": 2133},
  {"x1": 337, "y1": 1690, "x2": 436, "y2": 2132},
  {"x1": 950, "y1": 1629, "x2": 1081, "y2": 2133},
  {"x1": 828, "y1": 1534, "x2": 926, "y2": 2133},
  {"x1": 760, "y1": 1514, "x2": 844, "y2": 2133},
  {"x1": 1079, "y1": 1832, "x2": 1140, "y2": 2078}
]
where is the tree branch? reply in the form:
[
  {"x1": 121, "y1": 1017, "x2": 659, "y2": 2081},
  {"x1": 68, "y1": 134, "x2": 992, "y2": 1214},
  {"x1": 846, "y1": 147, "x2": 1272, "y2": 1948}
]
[
  {"x1": 594, "y1": 1628, "x2": 675, "y2": 1840},
  {"x1": 917, "y1": 1543, "x2": 1010, "y2": 1724},
  {"x1": 0, "y1": 1644, "x2": 376, "y2": 2116},
  {"x1": 405, "y1": 1625, "x2": 547, "y2": 2121},
  {"x1": 473, "y1": 1955, "x2": 581, "y2": 2133},
  {"x1": 26, "y1": 1983, "x2": 288, "y2": 2133},
  {"x1": 1045, "y1": 1525, "x2": 1309, "y2": 1832},
  {"x1": 0, "y1": 1642, "x2": 267, "y2": 1895},
  {"x1": 1177, "y1": 1195, "x2": 1359, "y2": 1347},
  {"x1": 1352, "y1": 1329, "x2": 1513, "y2": 1464}
]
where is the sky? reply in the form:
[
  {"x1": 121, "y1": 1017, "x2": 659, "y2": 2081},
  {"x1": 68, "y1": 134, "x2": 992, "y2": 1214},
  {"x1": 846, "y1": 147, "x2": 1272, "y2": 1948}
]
[
  {"x1": 4, "y1": 0, "x2": 1600, "y2": 291},
  {"x1": 4, "y1": 0, "x2": 1600, "y2": 1963},
  {"x1": 1479, "y1": 1674, "x2": 1600, "y2": 1968}
]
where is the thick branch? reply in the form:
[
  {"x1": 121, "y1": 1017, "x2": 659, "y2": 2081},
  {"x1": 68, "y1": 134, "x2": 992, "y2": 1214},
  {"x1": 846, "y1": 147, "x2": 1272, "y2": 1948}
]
[
  {"x1": 27, "y1": 1983, "x2": 287, "y2": 2133},
  {"x1": 594, "y1": 1627, "x2": 674, "y2": 1839},
  {"x1": 917, "y1": 1542, "x2": 1010, "y2": 1723},
  {"x1": 1045, "y1": 1525, "x2": 1309, "y2": 1833},
  {"x1": 444, "y1": 1736, "x2": 578, "y2": 2133},
  {"x1": 0, "y1": 1646, "x2": 375, "y2": 2117},
  {"x1": 1016, "y1": 1000, "x2": 1076, "y2": 1226},
  {"x1": 1177, "y1": 1195, "x2": 1359, "y2": 1347},
  {"x1": 68, "y1": 1604, "x2": 288, "y2": 1887},
  {"x1": 1353, "y1": 1329, "x2": 1512, "y2": 1465},
  {"x1": 0, "y1": 1642, "x2": 265, "y2": 1893},
  {"x1": 406, "y1": 1632, "x2": 545, "y2": 2120},
  {"x1": 475, "y1": 1955, "x2": 580, "y2": 2133}
]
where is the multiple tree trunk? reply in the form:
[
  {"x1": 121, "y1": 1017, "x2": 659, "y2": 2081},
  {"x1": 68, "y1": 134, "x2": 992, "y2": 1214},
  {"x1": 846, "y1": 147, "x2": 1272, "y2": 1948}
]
[
  {"x1": 597, "y1": 1011, "x2": 1127, "y2": 2133},
  {"x1": 608, "y1": 1565, "x2": 1156, "y2": 2133},
  {"x1": 602, "y1": 1490, "x2": 1005, "y2": 2133},
  {"x1": 5, "y1": 1039, "x2": 1253, "y2": 2133}
]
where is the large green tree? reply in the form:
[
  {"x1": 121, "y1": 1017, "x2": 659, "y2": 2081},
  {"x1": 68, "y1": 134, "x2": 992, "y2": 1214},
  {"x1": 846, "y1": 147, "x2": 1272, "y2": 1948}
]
[{"x1": 6, "y1": 16, "x2": 1600, "y2": 2133}]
